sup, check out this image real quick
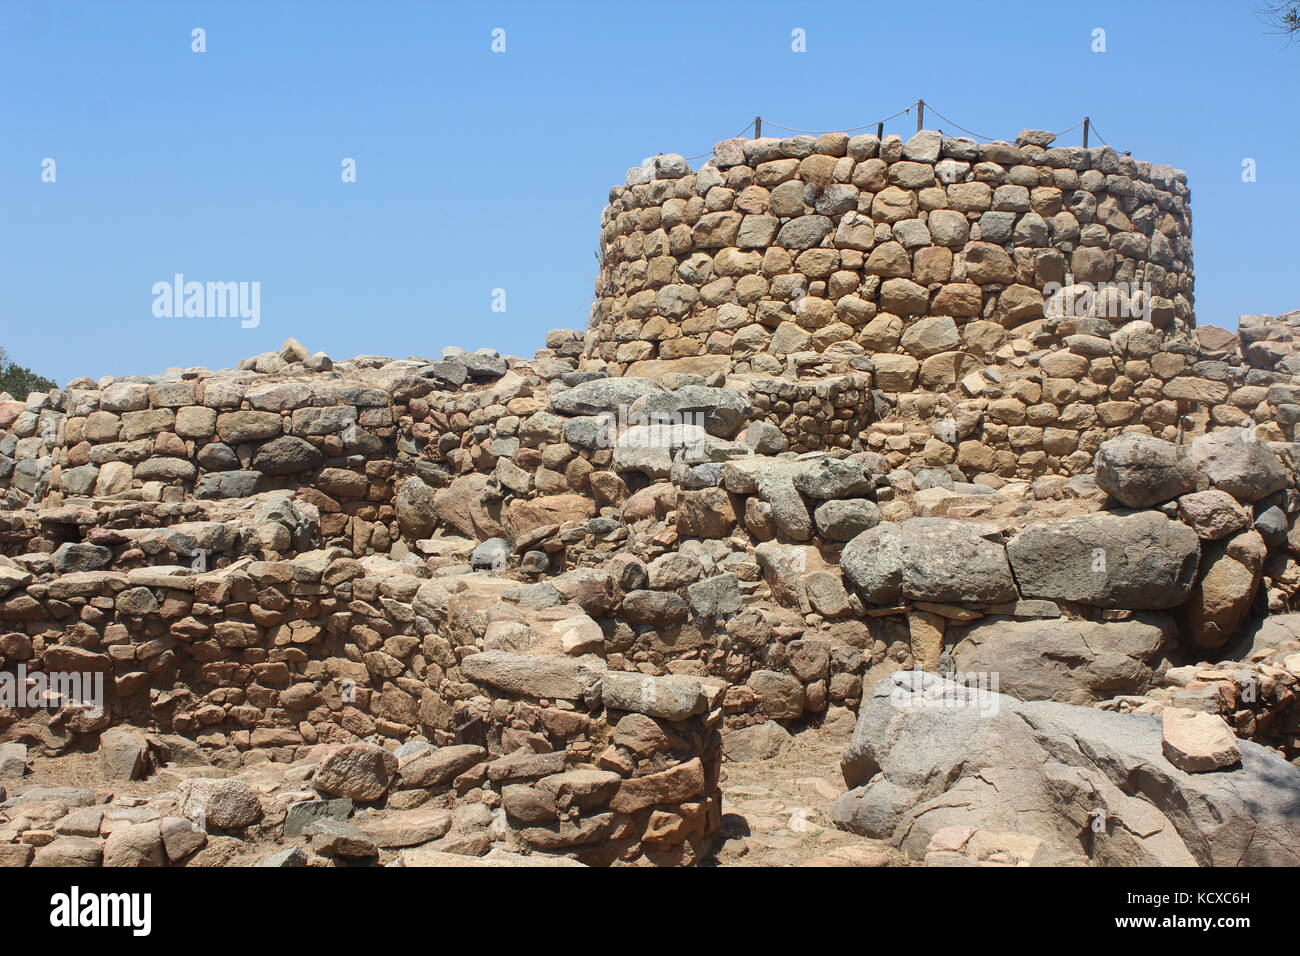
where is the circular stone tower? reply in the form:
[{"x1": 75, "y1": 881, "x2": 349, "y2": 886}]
[{"x1": 587, "y1": 127, "x2": 1193, "y2": 385}]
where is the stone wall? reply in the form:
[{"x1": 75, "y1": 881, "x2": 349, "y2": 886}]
[{"x1": 590, "y1": 128, "x2": 1193, "y2": 379}]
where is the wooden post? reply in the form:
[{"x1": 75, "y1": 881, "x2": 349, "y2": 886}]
[
  {"x1": 754, "y1": 115, "x2": 762, "y2": 139},
  {"x1": 916, "y1": 99, "x2": 925, "y2": 132},
  {"x1": 1082, "y1": 116, "x2": 1090, "y2": 149}
]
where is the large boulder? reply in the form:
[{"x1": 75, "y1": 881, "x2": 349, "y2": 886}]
[
  {"x1": 951, "y1": 613, "x2": 1176, "y2": 705},
  {"x1": 1184, "y1": 530, "x2": 1266, "y2": 650},
  {"x1": 506, "y1": 494, "x2": 595, "y2": 540},
  {"x1": 841, "y1": 518, "x2": 1017, "y2": 605},
  {"x1": 460, "y1": 651, "x2": 604, "y2": 703},
  {"x1": 251, "y1": 436, "x2": 322, "y2": 476},
  {"x1": 396, "y1": 476, "x2": 438, "y2": 539},
  {"x1": 1186, "y1": 430, "x2": 1288, "y2": 503},
  {"x1": 628, "y1": 386, "x2": 753, "y2": 439},
  {"x1": 432, "y1": 474, "x2": 506, "y2": 541},
  {"x1": 311, "y1": 743, "x2": 399, "y2": 803},
  {"x1": 551, "y1": 378, "x2": 664, "y2": 416},
  {"x1": 1093, "y1": 434, "x2": 1197, "y2": 507},
  {"x1": 833, "y1": 671, "x2": 1300, "y2": 866},
  {"x1": 1006, "y1": 511, "x2": 1200, "y2": 609}
]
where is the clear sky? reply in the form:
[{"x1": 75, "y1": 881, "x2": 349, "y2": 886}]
[{"x1": 1, "y1": 0, "x2": 1296, "y2": 385}]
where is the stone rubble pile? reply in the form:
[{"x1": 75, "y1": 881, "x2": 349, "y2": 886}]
[{"x1": 0, "y1": 130, "x2": 1299, "y2": 867}]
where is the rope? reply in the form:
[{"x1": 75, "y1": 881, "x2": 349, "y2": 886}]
[
  {"x1": 758, "y1": 102, "x2": 914, "y2": 137},
  {"x1": 667, "y1": 106, "x2": 1118, "y2": 166},
  {"x1": 922, "y1": 104, "x2": 996, "y2": 142}
]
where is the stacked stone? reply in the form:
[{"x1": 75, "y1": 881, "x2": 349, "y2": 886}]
[
  {"x1": 1101, "y1": 645, "x2": 1300, "y2": 763},
  {"x1": 590, "y1": 129, "x2": 1193, "y2": 379},
  {"x1": 747, "y1": 373, "x2": 871, "y2": 452}
]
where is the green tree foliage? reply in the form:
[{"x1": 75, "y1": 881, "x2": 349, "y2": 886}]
[{"x1": 0, "y1": 347, "x2": 57, "y2": 399}]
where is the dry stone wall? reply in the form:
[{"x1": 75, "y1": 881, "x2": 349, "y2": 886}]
[{"x1": 587, "y1": 128, "x2": 1226, "y2": 475}]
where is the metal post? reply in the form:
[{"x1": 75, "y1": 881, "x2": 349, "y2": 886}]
[
  {"x1": 916, "y1": 99, "x2": 925, "y2": 132},
  {"x1": 1082, "y1": 117, "x2": 1090, "y2": 149},
  {"x1": 875, "y1": 122, "x2": 883, "y2": 140},
  {"x1": 754, "y1": 115, "x2": 762, "y2": 139}
]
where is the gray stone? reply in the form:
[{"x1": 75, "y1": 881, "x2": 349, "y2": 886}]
[
  {"x1": 0, "y1": 742, "x2": 27, "y2": 778},
  {"x1": 631, "y1": 386, "x2": 753, "y2": 439},
  {"x1": 792, "y1": 456, "x2": 877, "y2": 500},
  {"x1": 833, "y1": 671, "x2": 1300, "y2": 866},
  {"x1": 461, "y1": 650, "x2": 604, "y2": 703},
  {"x1": 756, "y1": 472, "x2": 813, "y2": 542},
  {"x1": 255, "y1": 846, "x2": 308, "y2": 867},
  {"x1": 251, "y1": 436, "x2": 323, "y2": 476},
  {"x1": 743, "y1": 420, "x2": 786, "y2": 454},
  {"x1": 842, "y1": 519, "x2": 1016, "y2": 605},
  {"x1": 722, "y1": 721, "x2": 793, "y2": 762},
  {"x1": 1187, "y1": 429, "x2": 1288, "y2": 503},
  {"x1": 840, "y1": 523, "x2": 903, "y2": 604},
  {"x1": 1094, "y1": 434, "x2": 1197, "y2": 507},
  {"x1": 1007, "y1": 510, "x2": 1200, "y2": 609},
  {"x1": 99, "y1": 727, "x2": 148, "y2": 781},
  {"x1": 686, "y1": 573, "x2": 742, "y2": 621},
  {"x1": 776, "y1": 215, "x2": 834, "y2": 250},
  {"x1": 51, "y1": 542, "x2": 112, "y2": 573},
  {"x1": 552, "y1": 378, "x2": 664, "y2": 416},
  {"x1": 814, "y1": 499, "x2": 880, "y2": 541},
  {"x1": 470, "y1": 537, "x2": 510, "y2": 571},
  {"x1": 284, "y1": 797, "x2": 353, "y2": 838},
  {"x1": 194, "y1": 471, "x2": 261, "y2": 499},
  {"x1": 952, "y1": 613, "x2": 1176, "y2": 705},
  {"x1": 601, "y1": 671, "x2": 708, "y2": 720}
]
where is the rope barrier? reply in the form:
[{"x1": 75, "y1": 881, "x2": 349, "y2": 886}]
[{"x1": 664, "y1": 102, "x2": 1122, "y2": 166}]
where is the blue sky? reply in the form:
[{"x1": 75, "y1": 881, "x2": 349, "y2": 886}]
[{"x1": 1, "y1": 0, "x2": 1296, "y2": 384}]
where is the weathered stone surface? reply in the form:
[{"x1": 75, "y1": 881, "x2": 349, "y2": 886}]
[
  {"x1": 461, "y1": 651, "x2": 604, "y2": 702},
  {"x1": 397, "y1": 745, "x2": 486, "y2": 789},
  {"x1": 1161, "y1": 710, "x2": 1241, "y2": 773},
  {"x1": 842, "y1": 519, "x2": 1016, "y2": 605},
  {"x1": 722, "y1": 721, "x2": 793, "y2": 762},
  {"x1": 952, "y1": 614, "x2": 1176, "y2": 705},
  {"x1": 312, "y1": 743, "x2": 399, "y2": 802},
  {"x1": 99, "y1": 727, "x2": 149, "y2": 781},
  {"x1": 357, "y1": 806, "x2": 453, "y2": 847},
  {"x1": 834, "y1": 672, "x2": 1300, "y2": 865},
  {"x1": 1186, "y1": 430, "x2": 1288, "y2": 502},
  {"x1": 179, "y1": 779, "x2": 263, "y2": 829},
  {"x1": 1176, "y1": 489, "x2": 1250, "y2": 540},
  {"x1": 1184, "y1": 530, "x2": 1266, "y2": 649},
  {"x1": 1007, "y1": 511, "x2": 1200, "y2": 609},
  {"x1": 602, "y1": 671, "x2": 707, "y2": 720},
  {"x1": 813, "y1": 499, "x2": 879, "y2": 541},
  {"x1": 1094, "y1": 434, "x2": 1197, "y2": 507},
  {"x1": 552, "y1": 378, "x2": 663, "y2": 416},
  {"x1": 609, "y1": 758, "x2": 705, "y2": 813},
  {"x1": 103, "y1": 821, "x2": 165, "y2": 867},
  {"x1": 307, "y1": 818, "x2": 378, "y2": 858},
  {"x1": 395, "y1": 476, "x2": 437, "y2": 539}
]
